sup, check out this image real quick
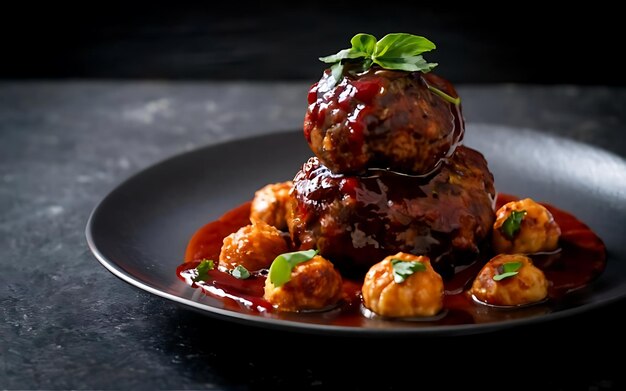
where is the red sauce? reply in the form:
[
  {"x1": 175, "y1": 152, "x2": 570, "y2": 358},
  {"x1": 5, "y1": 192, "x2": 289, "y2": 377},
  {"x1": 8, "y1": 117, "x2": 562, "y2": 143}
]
[
  {"x1": 183, "y1": 202, "x2": 251, "y2": 262},
  {"x1": 177, "y1": 194, "x2": 606, "y2": 326},
  {"x1": 303, "y1": 68, "x2": 464, "y2": 177}
]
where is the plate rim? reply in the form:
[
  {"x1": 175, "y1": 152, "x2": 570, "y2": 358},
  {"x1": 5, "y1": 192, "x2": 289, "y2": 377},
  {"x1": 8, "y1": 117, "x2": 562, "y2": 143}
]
[{"x1": 85, "y1": 126, "x2": 626, "y2": 337}]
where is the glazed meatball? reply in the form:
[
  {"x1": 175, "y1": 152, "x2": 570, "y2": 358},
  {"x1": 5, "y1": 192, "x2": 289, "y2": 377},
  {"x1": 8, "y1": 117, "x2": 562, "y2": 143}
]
[
  {"x1": 219, "y1": 219, "x2": 289, "y2": 271},
  {"x1": 264, "y1": 255, "x2": 343, "y2": 312},
  {"x1": 304, "y1": 66, "x2": 464, "y2": 175},
  {"x1": 362, "y1": 252, "x2": 443, "y2": 318},
  {"x1": 249, "y1": 181, "x2": 293, "y2": 231},
  {"x1": 287, "y1": 146, "x2": 496, "y2": 277},
  {"x1": 470, "y1": 254, "x2": 548, "y2": 306},
  {"x1": 492, "y1": 198, "x2": 561, "y2": 254}
]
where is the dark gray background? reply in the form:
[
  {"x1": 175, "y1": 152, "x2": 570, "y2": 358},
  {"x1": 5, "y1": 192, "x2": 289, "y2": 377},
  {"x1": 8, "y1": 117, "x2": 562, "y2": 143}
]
[{"x1": 1, "y1": 3, "x2": 622, "y2": 84}]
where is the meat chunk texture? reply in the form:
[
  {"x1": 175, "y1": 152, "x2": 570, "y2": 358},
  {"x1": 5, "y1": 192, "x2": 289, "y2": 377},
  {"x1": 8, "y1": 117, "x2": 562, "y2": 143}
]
[
  {"x1": 362, "y1": 253, "x2": 443, "y2": 318},
  {"x1": 287, "y1": 146, "x2": 496, "y2": 278},
  {"x1": 304, "y1": 67, "x2": 464, "y2": 175},
  {"x1": 219, "y1": 220, "x2": 289, "y2": 271},
  {"x1": 264, "y1": 255, "x2": 343, "y2": 312},
  {"x1": 470, "y1": 254, "x2": 548, "y2": 306}
]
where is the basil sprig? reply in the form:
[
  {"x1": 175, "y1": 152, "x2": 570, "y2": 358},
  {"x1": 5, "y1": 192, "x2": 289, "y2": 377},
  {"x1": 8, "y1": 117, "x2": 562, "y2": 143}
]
[
  {"x1": 268, "y1": 249, "x2": 319, "y2": 287},
  {"x1": 391, "y1": 258, "x2": 427, "y2": 284},
  {"x1": 493, "y1": 261, "x2": 523, "y2": 281},
  {"x1": 319, "y1": 32, "x2": 458, "y2": 106},
  {"x1": 320, "y1": 33, "x2": 437, "y2": 82}
]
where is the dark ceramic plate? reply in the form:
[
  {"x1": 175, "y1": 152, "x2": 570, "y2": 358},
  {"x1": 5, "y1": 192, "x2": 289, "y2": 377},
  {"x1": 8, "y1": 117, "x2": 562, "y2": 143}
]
[{"x1": 86, "y1": 124, "x2": 626, "y2": 336}]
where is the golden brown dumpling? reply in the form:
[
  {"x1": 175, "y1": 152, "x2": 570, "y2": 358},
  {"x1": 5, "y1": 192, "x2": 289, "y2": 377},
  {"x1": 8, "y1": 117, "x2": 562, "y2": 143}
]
[
  {"x1": 492, "y1": 198, "x2": 561, "y2": 254},
  {"x1": 470, "y1": 254, "x2": 548, "y2": 306},
  {"x1": 361, "y1": 252, "x2": 443, "y2": 318},
  {"x1": 264, "y1": 255, "x2": 343, "y2": 312},
  {"x1": 219, "y1": 219, "x2": 288, "y2": 271}
]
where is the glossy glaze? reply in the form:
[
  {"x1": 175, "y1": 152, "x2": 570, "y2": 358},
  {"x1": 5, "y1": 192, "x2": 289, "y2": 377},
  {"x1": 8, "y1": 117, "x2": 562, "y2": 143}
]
[
  {"x1": 178, "y1": 194, "x2": 606, "y2": 326},
  {"x1": 304, "y1": 67, "x2": 465, "y2": 175},
  {"x1": 288, "y1": 147, "x2": 495, "y2": 278}
]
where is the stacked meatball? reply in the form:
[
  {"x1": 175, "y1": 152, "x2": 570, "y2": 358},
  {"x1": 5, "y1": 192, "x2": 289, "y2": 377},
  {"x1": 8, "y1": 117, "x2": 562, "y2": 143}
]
[
  {"x1": 217, "y1": 65, "x2": 564, "y2": 317},
  {"x1": 227, "y1": 66, "x2": 499, "y2": 316},
  {"x1": 289, "y1": 67, "x2": 497, "y2": 279}
]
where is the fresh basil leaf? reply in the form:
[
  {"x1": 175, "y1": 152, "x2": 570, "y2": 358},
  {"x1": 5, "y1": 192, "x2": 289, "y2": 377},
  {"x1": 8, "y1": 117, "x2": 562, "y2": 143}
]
[
  {"x1": 318, "y1": 33, "x2": 439, "y2": 87},
  {"x1": 502, "y1": 210, "x2": 527, "y2": 239},
  {"x1": 268, "y1": 256, "x2": 290, "y2": 287},
  {"x1": 321, "y1": 47, "x2": 367, "y2": 87},
  {"x1": 330, "y1": 62, "x2": 344, "y2": 86},
  {"x1": 391, "y1": 258, "x2": 427, "y2": 284},
  {"x1": 373, "y1": 55, "x2": 437, "y2": 72},
  {"x1": 280, "y1": 249, "x2": 319, "y2": 265},
  {"x1": 502, "y1": 261, "x2": 523, "y2": 273},
  {"x1": 231, "y1": 265, "x2": 250, "y2": 280},
  {"x1": 374, "y1": 33, "x2": 436, "y2": 59},
  {"x1": 493, "y1": 261, "x2": 523, "y2": 281},
  {"x1": 268, "y1": 249, "x2": 318, "y2": 287},
  {"x1": 319, "y1": 48, "x2": 368, "y2": 63},
  {"x1": 193, "y1": 259, "x2": 215, "y2": 282},
  {"x1": 493, "y1": 271, "x2": 519, "y2": 281},
  {"x1": 351, "y1": 33, "x2": 376, "y2": 56}
]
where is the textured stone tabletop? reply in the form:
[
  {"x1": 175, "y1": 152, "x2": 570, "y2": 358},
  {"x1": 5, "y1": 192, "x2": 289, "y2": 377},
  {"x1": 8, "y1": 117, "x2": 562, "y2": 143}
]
[{"x1": 1, "y1": 81, "x2": 625, "y2": 390}]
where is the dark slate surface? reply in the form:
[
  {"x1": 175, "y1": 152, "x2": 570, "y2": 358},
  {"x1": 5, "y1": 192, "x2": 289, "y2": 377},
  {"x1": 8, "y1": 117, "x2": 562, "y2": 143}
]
[{"x1": 1, "y1": 81, "x2": 626, "y2": 390}]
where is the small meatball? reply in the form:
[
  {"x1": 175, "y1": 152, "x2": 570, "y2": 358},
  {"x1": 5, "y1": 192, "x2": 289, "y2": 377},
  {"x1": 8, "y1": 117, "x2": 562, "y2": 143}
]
[
  {"x1": 264, "y1": 255, "x2": 343, "y2": 312},
  {"x1": 219, "y1": 220, "x2": 288, "y2": 271},
  {"x1": 250, "y1": 181, "x2": 293, "y2": 231},
  {"x1": 492, "y1": 198, "x2": 561, "y2": 254},
  {"x1": 361, "y1": 252, "x2": 444, "y2": 318},
  {"x1": 470, "y1": 254, "x2": 548, "y2": 306}
]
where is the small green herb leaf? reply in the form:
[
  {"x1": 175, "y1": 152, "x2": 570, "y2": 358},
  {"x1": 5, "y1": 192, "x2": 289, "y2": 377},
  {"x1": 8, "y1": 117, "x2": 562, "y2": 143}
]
[
  {"x1": 318, "y1": 33, "x2": 439, "y2": 89},
  {"x1": 193, "y1": 259, "x2": 215, "y2": 282},
  {"x1": 374, "y1": 33, "x2": 436, "y2": 59},
  {"x1": 373, "y1": 55, "x2": 437, "y2": 73},
  {"x1": 391, "y1": 258, "x2": 427, "y2": 284},
  {"x1": 268, "y1": 249, "x2": 318, "y2": 287},
  {"x1": 493, "y1": 261, "x2": 523, "y2": 281},
  {"x1": 492, "y1": 272, "x2": 518, "y2": 281},
  {"x1": 330, "y1": 62, "x2": 345, "y2": 86},
  {"x1": 502, "y1": 210, "x2": 527, "y2": 239},
  {"x1": 351, "y1": 33, "x2": 377, "y2": 55},
  {"x1": 502, "y1": 261, "x2": 523, "y2": 273},
  {"x1": 319, "y1": 48, "x2": 368, "y2": 64},
  {"x1": 231, "y1": 265, "x2": 250, "y2": 280}
]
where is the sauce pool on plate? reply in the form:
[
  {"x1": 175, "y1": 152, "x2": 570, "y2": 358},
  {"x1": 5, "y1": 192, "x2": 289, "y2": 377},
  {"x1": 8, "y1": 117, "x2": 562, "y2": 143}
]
[{"x1": 176, "y1": 194, "x2": 606, "y2": 326}]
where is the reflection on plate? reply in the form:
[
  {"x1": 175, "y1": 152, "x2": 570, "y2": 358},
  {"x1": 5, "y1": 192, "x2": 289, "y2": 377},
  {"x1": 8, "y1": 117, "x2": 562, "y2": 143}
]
[{"x1": 86, "y1": 124, "x2": 626, "y2": 336}]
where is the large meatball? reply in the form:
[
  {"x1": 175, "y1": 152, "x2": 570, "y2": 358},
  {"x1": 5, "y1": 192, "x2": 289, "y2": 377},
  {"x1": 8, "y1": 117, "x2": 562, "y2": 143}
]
[
  {"x1": 362, "y1": 253, "x2": 443, "y2": 318},
  {"x1": 470, "y1": 254, "x2": 548, "y2": 306},
  {"x1": 219, "y1": 220, "x2": 289, "y2": 271},
  {"x1": 492, "y1": 198, "x2": 561, "y2": 254},
  {"x1": 303, "y1": 66, "x2": 464, "y2": 175},
  {"x1": 264, "y1": 255, "x2": 344, "y2": 312},
  {"x1": 287, "y1": 146, "x2": 496, "y2": 278}
]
